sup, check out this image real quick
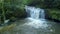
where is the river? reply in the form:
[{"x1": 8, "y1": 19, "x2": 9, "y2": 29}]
[
  {"x1": 14, "y1": 17, "x2": 60, "y2": 34},
  {"x1": 14, "y1": 6, "x2": 60, "y2": 34},
  {"x1": 2, "y1": 6, "x2": 60, "y2": 34}
]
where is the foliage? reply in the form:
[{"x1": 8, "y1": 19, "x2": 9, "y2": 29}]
[
  {"x1": 47, "y1": 9, "x2": 60, "y2": 21},
  {"x1": 0, "y1": 0, "x2": 27, "y2": 24},
  {"x1": 26, "y1": 0, "x2": 60, "y2": 8}
]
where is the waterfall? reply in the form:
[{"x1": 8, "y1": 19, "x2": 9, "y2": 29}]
[
  {"x1": 25, "y1": 6, "x2": 45, "y2": 19},
  {"x1": 40, "y1": 9, "x2": 45, "y2": 19}
]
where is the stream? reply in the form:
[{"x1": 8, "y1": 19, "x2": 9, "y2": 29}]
[
  {"x1": 14, "y1": 6, "x2": 60, "y2": 34},
  {"x1": 3, "y1": 6, "x2": 60, "y2": 34}
]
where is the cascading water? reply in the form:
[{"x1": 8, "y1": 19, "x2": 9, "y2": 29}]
[
  {"x1": 40, "y1": 9, "x2": 45, "y2": 19},
  {"x1": 25, "y1": 6, "x2": 48, "y2": 29},
  {"x1": 25, "y1": 6, "x2": 45, "y2": 19}
]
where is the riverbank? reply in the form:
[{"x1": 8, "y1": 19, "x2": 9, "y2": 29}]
[{"x1": 0, "y1": 23, "x2": 16, "y2": 34}]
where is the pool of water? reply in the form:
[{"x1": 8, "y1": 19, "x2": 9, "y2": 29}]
[{"x1": 12, "y1": 18, "x2": 60, "y2": 34}]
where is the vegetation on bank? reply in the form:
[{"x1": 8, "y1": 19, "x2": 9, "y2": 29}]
[
  {"x1": 46, "y1": 9, "x2": 60, "y2": 21},
  {"x1": 0, "y1": 24, "x2": 16, "y2": 34},
  {"x1": 0, "y1": 0, "x2": 27, "y2": 24}
]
